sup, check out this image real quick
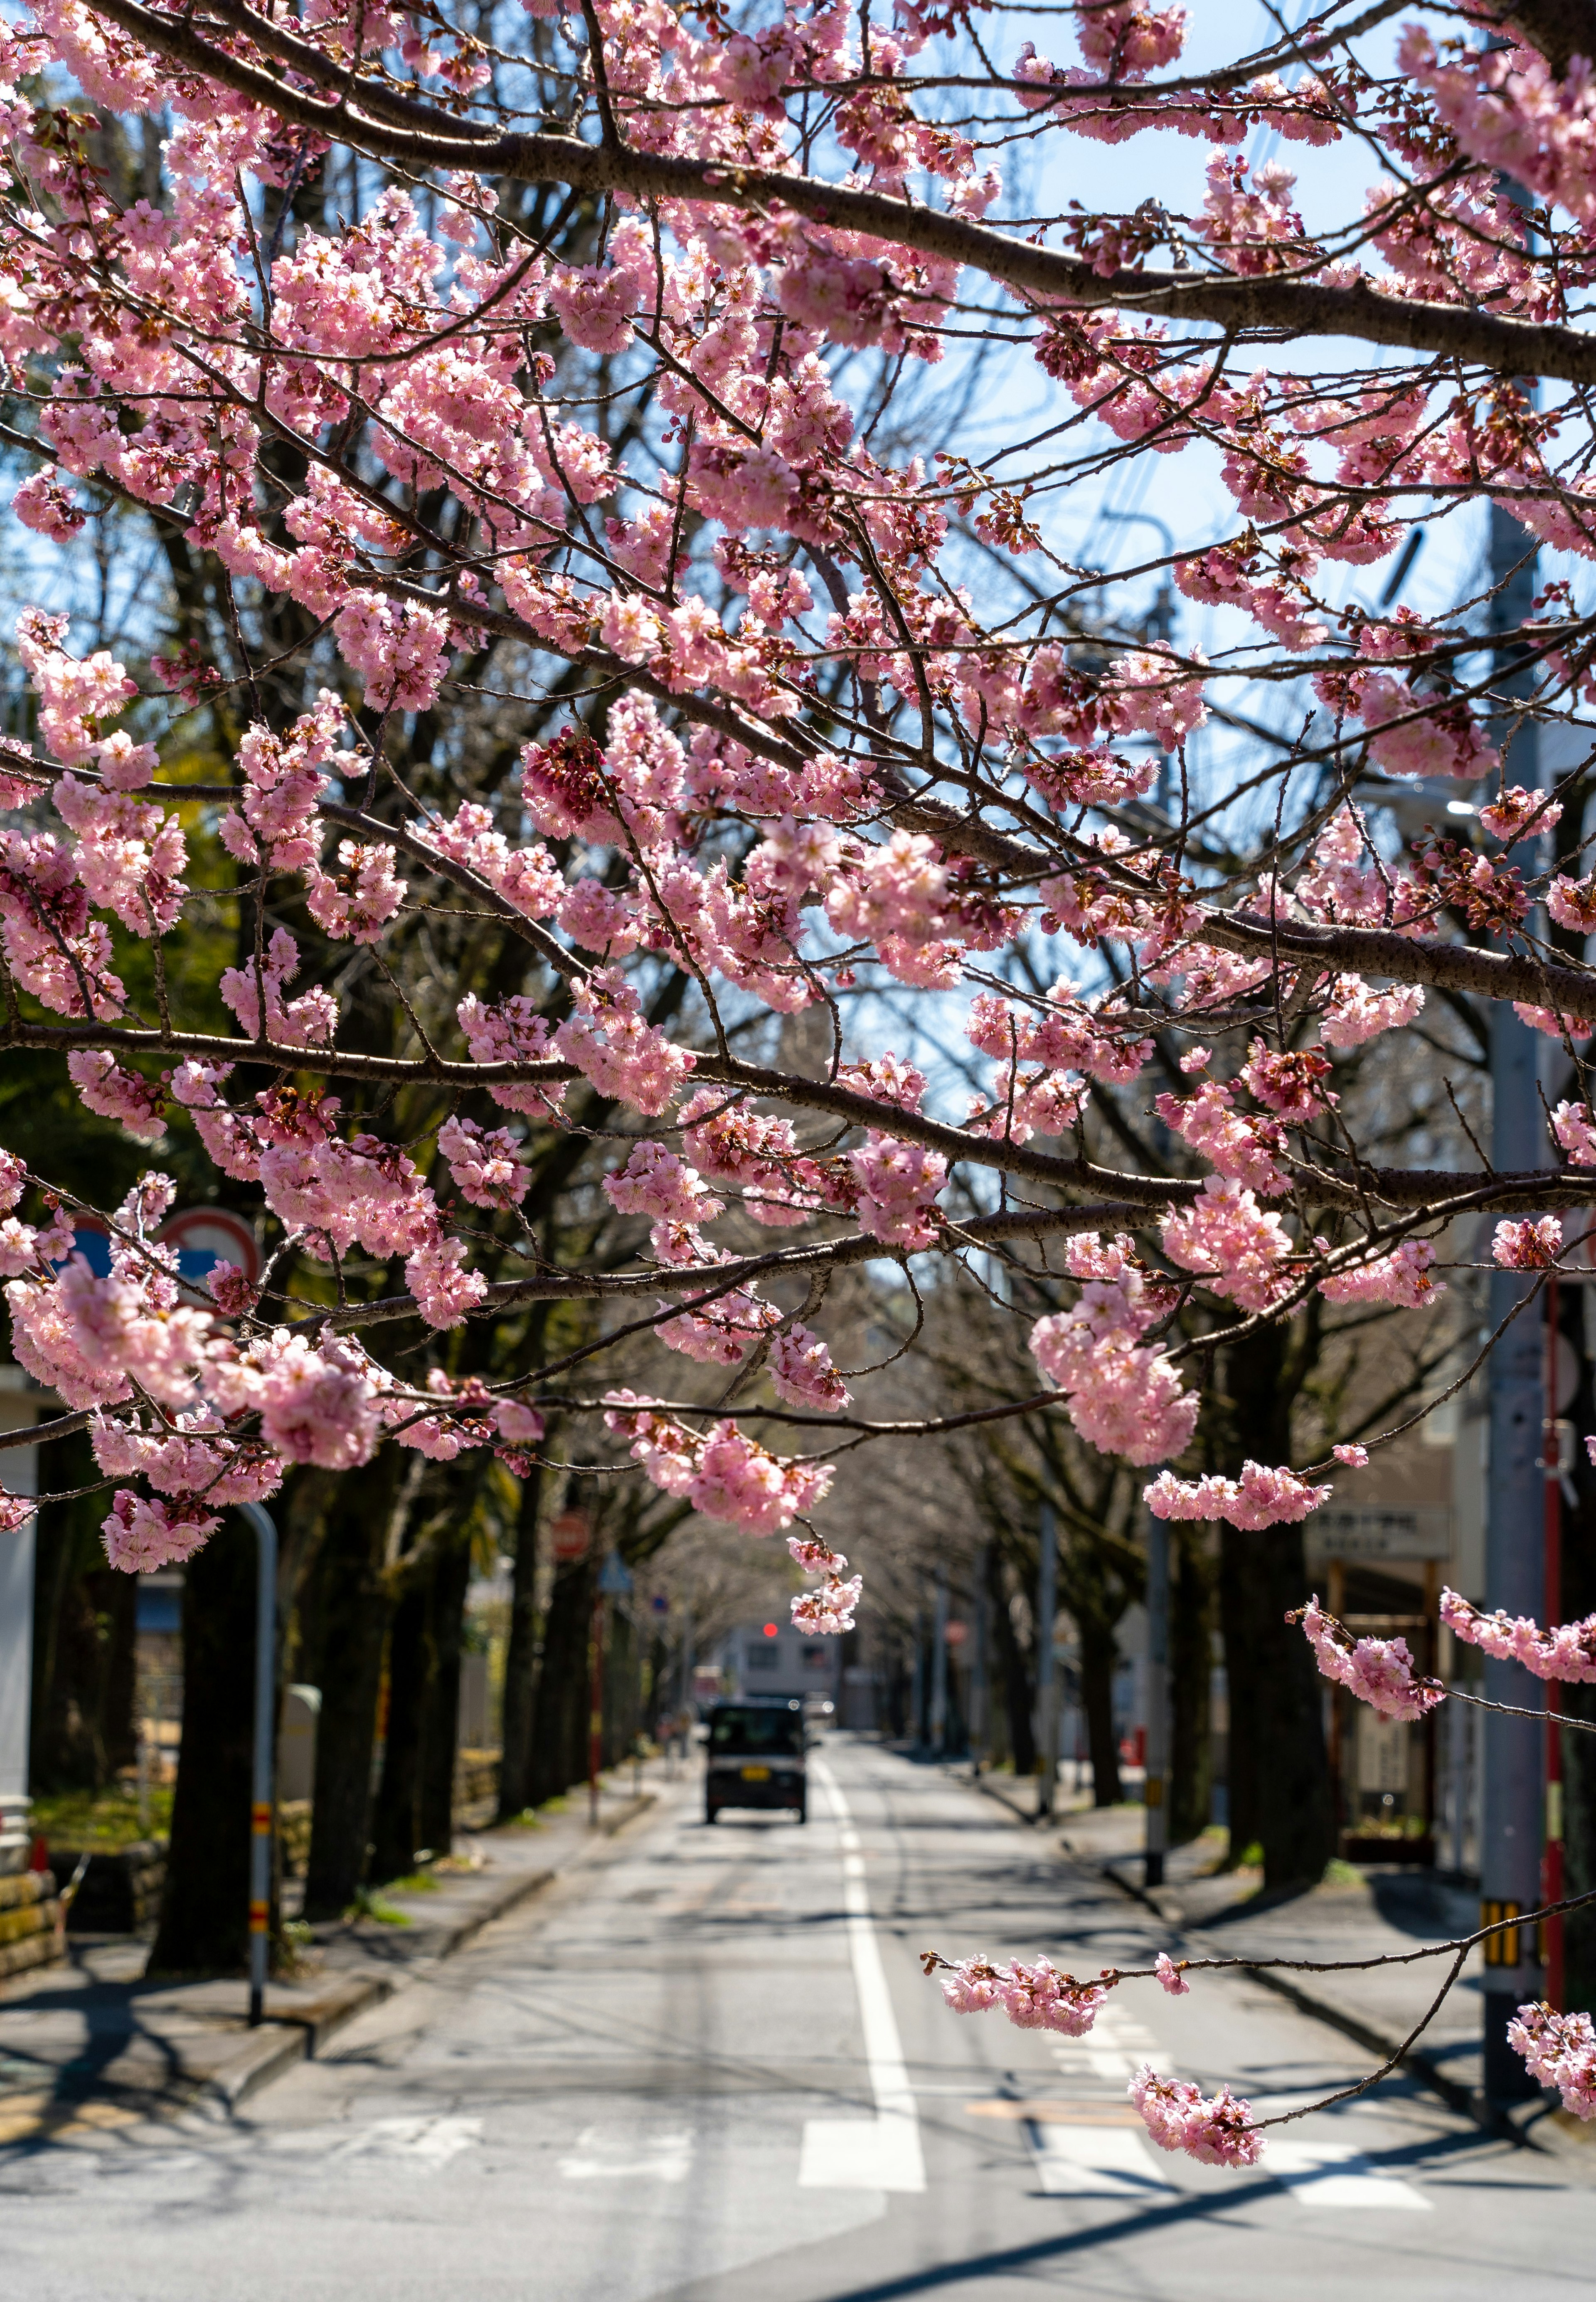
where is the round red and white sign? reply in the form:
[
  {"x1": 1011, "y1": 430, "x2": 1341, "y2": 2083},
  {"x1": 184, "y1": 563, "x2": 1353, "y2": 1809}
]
[{"x1": 157, "y1": 1207, "x2": 263, "y2": 1286}]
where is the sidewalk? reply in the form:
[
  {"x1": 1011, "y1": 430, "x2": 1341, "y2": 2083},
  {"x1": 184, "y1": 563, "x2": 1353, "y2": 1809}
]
[{"x1": 0, "y1": 1765, "x2": 664, "y2": 2146}]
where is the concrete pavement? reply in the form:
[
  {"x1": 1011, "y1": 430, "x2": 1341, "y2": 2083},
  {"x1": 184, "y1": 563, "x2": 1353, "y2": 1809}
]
[{"x1": 1, "y1": 1738, "x2": 1591, "y2": 2300}]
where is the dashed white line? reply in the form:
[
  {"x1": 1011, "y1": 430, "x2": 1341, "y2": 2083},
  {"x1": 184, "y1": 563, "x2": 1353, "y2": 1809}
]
[{"x1": 798, "y1": 1756, "x2": 926, "y2": 2195}]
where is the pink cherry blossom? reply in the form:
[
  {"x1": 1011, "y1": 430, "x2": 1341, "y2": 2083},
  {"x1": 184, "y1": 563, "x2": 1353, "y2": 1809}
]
[
  {"x1": 1319, "y1": 1236, "x2": 1442, "y2": 1309},
  {"x1": 438, "y1": 1114, "x2": 529, "y2": 1209},
  {"x1": 1440, "y1": 1586, "x2": 1596, "y2": 1684},
  {"x1": 1493, "y1": 1216, "x2": 1562, "y2": 1269},
  {"x1": 1507, "y1": 2003, "x2": 1596, "y2": 2120},
  {"x1": 101, "y1": 1490, "x2": 219, "y2": 1573},
  {"x1": 848, "y1": 1132, "x2": 946, "y2": 1249},
  {"x1": 1145, "y1": 1462, "x2": 1332, "y2": 1530},
  {"x1": 1129, "y1": 2065, "x2": 1263, "y2": 2169},
  {"x1": 1155, "y1": 1953, "x2": 1189, "y2": 1997},
  {"x1": 770, "y1": 1323, "x2": 850, "y2": 1411},
  {"x1": 1294, "y1": 1595, "x2": 1445, "y2": 1720}
]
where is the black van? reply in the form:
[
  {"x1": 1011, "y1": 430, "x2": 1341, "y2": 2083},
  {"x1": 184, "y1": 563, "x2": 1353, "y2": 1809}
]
[{"x1": 704, "y1": 1696, "x2": 807, "y2": 1823}]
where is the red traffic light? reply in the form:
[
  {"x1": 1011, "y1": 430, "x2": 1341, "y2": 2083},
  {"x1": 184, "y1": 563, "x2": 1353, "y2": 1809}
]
[{"x1": 763, "y1": 1622, "x2": 778, "y2": 1637}]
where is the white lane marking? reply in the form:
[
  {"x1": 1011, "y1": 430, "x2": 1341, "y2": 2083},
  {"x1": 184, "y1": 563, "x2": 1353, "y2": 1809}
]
[
  {"x1": 559, "y1": 2125, "x2": 694, "y2": 2181},
  {"x1": 799, "y1": 1757, "x2": 926, "y2": 2194},
  {"x1": 1049, "y1": 2041, "x2": 1138, "y2": 2081},
  {"x1": 271, "y1": 2114, "x2": 483, "y2": 2168},
  {"x1": 1028, "y1": 2122, "x2": 1173, "y2": 2198},
  {"x1": 1266, "y1": 2141, "x2": 1431, "y2": 2210}
]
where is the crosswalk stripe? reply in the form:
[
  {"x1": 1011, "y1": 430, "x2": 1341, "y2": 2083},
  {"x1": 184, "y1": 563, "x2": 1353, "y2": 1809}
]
[
  {"x1": 1027, "y1": 2120, "x2": 1173, "y2": 2197},
  {"x1": 1266, "y1": 2141, "x2": 1431, "y2": 2210}
]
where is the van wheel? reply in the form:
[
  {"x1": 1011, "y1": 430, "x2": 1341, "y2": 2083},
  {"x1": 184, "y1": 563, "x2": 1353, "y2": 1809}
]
[
  {"x1": 705, "y1": 1804, "x2": 719, "y2": 1825},
  {"x1": 794, "y1": 1799, "x2": 807, "y2": 1824}
]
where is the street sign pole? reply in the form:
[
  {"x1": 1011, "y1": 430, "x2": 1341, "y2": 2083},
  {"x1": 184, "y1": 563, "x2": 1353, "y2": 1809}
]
[{"x1": 237, "y1": 1501, "x2": 277, "y2": 2028}]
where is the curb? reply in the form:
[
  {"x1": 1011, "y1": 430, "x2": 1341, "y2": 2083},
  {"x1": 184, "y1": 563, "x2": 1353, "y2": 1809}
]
[{"x1": 974, "y1": 1773, "x2": 1047, "y2": 1827}]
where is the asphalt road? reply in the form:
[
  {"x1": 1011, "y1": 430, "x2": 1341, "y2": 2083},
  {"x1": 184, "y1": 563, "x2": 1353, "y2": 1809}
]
[{"x1": 3, "y1": 1738, "x2": 1591, "y2": 2300}]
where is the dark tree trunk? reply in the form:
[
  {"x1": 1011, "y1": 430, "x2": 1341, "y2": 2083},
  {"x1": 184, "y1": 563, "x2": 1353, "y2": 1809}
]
[
  {"x1": 29, "y1": 1432, "x2": 137, "y2": 1792},
  {"x1": 419, "y1": 1534, "x2": 471, "y2": 1855},
  {"x1": 530, "y1": 1554, "x2": 596, "y2": 1804},
  {"x1": 497, "y1": 1460, "x2": 544, "y2": 1820},
  {"x1": 1170, "y1": 1525, "x2": 1214, "y2": 1846},
  {"x1": 148, "y1": 1522, "x2": 257, "y2": 1974},
  {"x1": 302, "y1": 1462, "x2": 399, "y2": 1921},
  {"x1": 1217, "y1": 1522, "x2": 1336, "y2": 1884},
  {"x1": 604, "y1": 1602, "x2": 636, "y2": 1767},
  {"x1": 1216, "y1": 1326, "x2": 1336, "y2": 1888},
  {"x1": 370, "y1": 1574, "x2": 428, "y2": 1884},
  {"x1": 989, "y1": 1547, "x2": 1036, "y2": 1778},
  {"x1": 1079, "y1": 1622, "x2": 1123, "y2": 1807}
]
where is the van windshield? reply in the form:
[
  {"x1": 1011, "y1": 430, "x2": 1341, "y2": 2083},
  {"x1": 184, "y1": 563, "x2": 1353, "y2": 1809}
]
[{"x1": 709, "y1": 1707, "x2": 803, "y2": 1756}]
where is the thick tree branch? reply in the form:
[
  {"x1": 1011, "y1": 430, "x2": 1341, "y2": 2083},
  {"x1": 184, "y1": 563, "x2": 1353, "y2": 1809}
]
[{"x1": 73, "y1": 0, "x2": 1596, "y2": 387}]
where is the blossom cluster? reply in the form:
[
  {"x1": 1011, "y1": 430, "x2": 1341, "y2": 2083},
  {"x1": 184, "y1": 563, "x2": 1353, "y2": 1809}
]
[{"x1": 1293, "y1": 1596, "x2": 1446, "y2": 1722}]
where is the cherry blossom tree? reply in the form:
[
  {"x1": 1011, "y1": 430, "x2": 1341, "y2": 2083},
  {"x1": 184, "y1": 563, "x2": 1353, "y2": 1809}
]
[{"x1": 11, "y1": 0, "x2": 1596, "y2": 2147}]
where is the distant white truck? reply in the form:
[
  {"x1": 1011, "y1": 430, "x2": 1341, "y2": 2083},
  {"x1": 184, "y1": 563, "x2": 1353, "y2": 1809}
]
[{"x1": 722, "y1": 1616, "x2": 840, "y2": 1712}]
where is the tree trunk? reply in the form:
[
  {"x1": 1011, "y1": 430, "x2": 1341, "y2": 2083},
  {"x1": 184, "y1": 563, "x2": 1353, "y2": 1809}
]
[
  {"x1": 301, "y1": 1462, "x2": 399, "y2": 1920},
  {"x1": 419, "y1": 1533, "x2": 470, "y2": 1855},
  {"x1": 604, "y1": 1601, "x2": 635, "y2": 1767},
  {"x1": 989, "y1": 1547, "x2": 1035, "y2": 1777},
  {"x1": 496, "y1": 1458, "x2": 544, "y2": 1820},
  {"x1": 1218, "y1": 1515, "x2": 1335, "y2": 1884},
  {"x1": 1217, "y1": 1325, "x2": 1336, "y2": 1887},
  {"x1": 370, "y1": 1573, "x2": 428, "y2": 1884},
  {"x1": 1170, "y1": 1525, "x2": 1214, "y2": 1846},
  {"x1": 1079, "y1": 1622, "x2": 1123, "y2": 1807},
  {"x1": 29, "y1": 1431, "x2": 137, "y2": 1792},
  {"x1": 148, "y1": 1520, "x2": 257, "y2": 1974},
  {"x1": 530, "y1": 1554, "x2": 596, "y2": 1804}
]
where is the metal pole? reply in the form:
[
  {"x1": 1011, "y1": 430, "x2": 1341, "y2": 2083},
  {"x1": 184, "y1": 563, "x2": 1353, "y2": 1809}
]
[
  {"x1": 1481, "y1": 494, "x2": 1547, "y2": 2098},
  {"x1": 1144, "y1": 1513, "x2": 1170, "y2": 1889},
  {"x1": 1036, "y1": 1505, "x2": 1058, "y2": 1821},
  {"x1": 930, "y1": 1563, "x2": 948, "y2": 1757},
  {"x1": 238, "y1": 1501, "x2": 277, "y2": 2029}
]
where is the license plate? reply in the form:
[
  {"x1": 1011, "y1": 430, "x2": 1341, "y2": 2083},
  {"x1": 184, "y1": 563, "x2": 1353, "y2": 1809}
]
[{"x1": 740, "y1": 1766, "x2": 771, "y2": 1781}]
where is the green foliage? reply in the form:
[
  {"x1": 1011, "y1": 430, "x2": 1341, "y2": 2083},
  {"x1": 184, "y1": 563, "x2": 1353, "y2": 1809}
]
[{"x1": 30, "y1": 1784, "x2": 172, "y2": 1847}]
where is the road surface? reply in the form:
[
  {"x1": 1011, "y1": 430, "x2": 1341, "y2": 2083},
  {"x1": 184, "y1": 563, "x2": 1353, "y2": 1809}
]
[{"x1": 3, "y1": 1738, "x2": 1590, "y2": 2299}]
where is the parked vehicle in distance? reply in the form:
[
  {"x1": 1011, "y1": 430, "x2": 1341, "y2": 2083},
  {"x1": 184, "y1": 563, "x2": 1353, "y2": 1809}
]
[{"x1": 704, "y1": 1696, "x2": 806, "y2": 1824}]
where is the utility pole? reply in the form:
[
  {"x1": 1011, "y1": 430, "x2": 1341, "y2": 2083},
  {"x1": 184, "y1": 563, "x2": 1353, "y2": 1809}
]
[
  {"x1": 1481, "y1": 496, "x2": 1548, "y2": 2099},
  {"x1": 1035, "y1": 1505, "x2": 1058, "y2": 1821},
  {"x1": 1144, "y1": 1514, "x2": 1170, "y2": 1889}
]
